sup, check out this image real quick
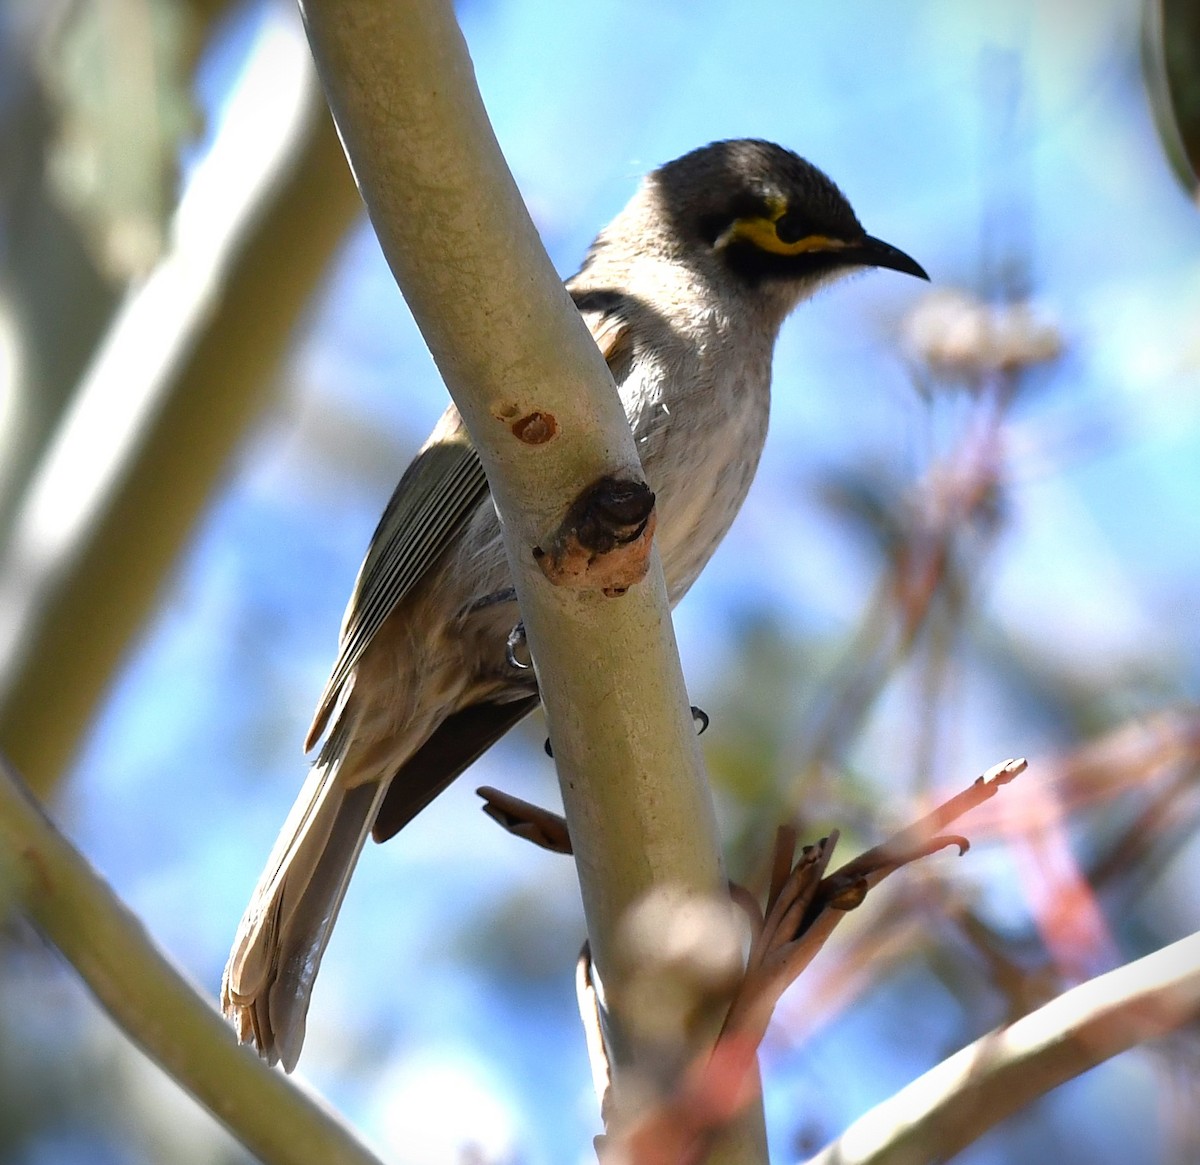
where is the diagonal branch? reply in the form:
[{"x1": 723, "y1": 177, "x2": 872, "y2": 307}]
[
  {"x1": 0, "y1": 18, "x2": 362, "y2": 795},
  {"x1": 0, "y1": 752, "x2": 385, "y2": 1165},
  {"x1": 803, "y1": 930, "x2": 1200, "y2": 1165},
  {"x1": 296, "y1": 1, "x2": 758, "y2": 1158}
]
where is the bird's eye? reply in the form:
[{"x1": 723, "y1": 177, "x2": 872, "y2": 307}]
[{"x1": 774, "y1": 211, "x2": 813, "y2": 245}]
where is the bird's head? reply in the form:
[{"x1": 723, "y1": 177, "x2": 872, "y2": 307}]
[{"x1": 636, "y1": 139, "x2": 929, "y2": 318}]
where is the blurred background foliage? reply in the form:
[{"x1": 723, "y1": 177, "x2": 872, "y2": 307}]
[{"x1": 0, "y1": 0, "x2": 1198, "y2": 1163}]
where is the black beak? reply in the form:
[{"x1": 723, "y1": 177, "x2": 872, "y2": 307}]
[{"x1": 848, "y1": 235, "x2": 930, "y2": 281}]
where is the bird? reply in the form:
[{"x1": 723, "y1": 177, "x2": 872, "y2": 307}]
[{"x1": 222, "y1": 138, "x2": 928, "y2": 1070}]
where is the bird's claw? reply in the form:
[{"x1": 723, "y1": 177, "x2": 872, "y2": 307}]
[{"x1": 506, "y1": 622, "x2": 531, "y2": 670}]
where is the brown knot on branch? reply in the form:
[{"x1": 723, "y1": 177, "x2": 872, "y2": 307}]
[{"x1": 532, "y1": 476, "x2": 656, "y2": 597}]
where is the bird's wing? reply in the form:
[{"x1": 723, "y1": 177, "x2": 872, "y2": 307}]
[
  {"x1": 305, "y1": 408, "x2": 488, "y2": 750},
  {"x1": 305, "y1": 290, "x2": 633, "y2": 753},
  {"x1": 371, "y1": 694, "x2": 542, "y2": 842}
]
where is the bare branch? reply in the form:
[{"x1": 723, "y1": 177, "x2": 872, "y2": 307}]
[
  {"x1": 804, "y1": 932, "x2": 1200, "y2": 1165},
  {"x1": 0, "y1": 25, "x2": 361, "y2": 794},
  {"x1": 297, "y1": 0, "x2": 756, "y2": 1156},
  {"x1": 0, "y1": 753, "x2": 384, "y2": 1165}
]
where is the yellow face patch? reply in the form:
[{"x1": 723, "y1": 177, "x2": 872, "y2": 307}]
[{"x1": 714, "y1": 197, "x2": 847, "y2": 257}]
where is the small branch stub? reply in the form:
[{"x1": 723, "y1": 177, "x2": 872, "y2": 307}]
[
  {"x1": 478, "y1": 785, "x2": 573, "y2": 854},
  {"x1": 533, "y1": 476, "x2": 657, "y2": 597}
]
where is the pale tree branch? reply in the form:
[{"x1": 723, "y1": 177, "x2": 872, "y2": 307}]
[
  {"x1": 297, "y1": 1, "x2": 764, "y2": 1159},
  {"x1": 0, "y1": 752, "x2": 385, "y2": 1165},
  {"x1": 0, "y1": 14, "x2": 362, "y2": 795},
  {"x1": 804, "y1": 931, "x2": 1200, "y2": 1165}
]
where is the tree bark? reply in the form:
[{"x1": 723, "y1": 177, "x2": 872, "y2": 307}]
[{"x1": 297, "y1": 0, "x2": 766, "y2": 1157}]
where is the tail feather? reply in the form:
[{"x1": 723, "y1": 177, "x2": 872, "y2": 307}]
[{"x1": 222, "y1": 744, "x2": 387, "y2": 1072}]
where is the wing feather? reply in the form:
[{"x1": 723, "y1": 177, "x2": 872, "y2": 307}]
[
  {"x1": 305, "y1": 410, "x2": 488, "y2": 749},
  {"x1": 305, "y1": 292, "x2": 633, "y2": 752}
]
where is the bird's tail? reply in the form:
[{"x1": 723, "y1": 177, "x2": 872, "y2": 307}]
[{"x1": 221, "y1": 725, "x2": 387, "y2": 1072}]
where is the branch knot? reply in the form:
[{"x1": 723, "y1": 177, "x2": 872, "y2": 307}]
[{"x1": 533, "y1": 475, "x2": 657, "y2": 596}]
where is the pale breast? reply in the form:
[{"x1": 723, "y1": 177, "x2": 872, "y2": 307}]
[{"x1": 623, "y1": 332, "x2": 772, "y2": 604}]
